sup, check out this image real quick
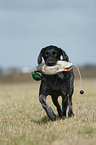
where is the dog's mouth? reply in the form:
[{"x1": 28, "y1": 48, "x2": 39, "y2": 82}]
[{"x1": 46, "y1": 61, "x2": 57, "y2": 66}]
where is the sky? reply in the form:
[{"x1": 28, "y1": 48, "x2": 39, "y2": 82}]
[{"x1": 0, "y1": 0, "x2": 96, "y2": 68}]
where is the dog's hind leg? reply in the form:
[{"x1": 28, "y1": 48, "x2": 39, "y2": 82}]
[
  {"x1": 68, "y1": 70, "x2": 74, "y2": 117},
  {"x1": 68, "y1": 94, "x2": 74, "y2": 117},
  {"x1": 39, "y1": 94, "x2": 56, "y2": 121},
  {"x1": 62, "y1": 95, "x2": 68, "y2": 117},
  {"x1": 51, "y1": 96, "x2": 62, "y2": 118}
]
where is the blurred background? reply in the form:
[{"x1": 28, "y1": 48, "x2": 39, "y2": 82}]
[{"x1": 0, "y1": 0, "x2": 96, "y2": 83}]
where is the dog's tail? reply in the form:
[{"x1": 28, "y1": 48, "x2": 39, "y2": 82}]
[{"x1": 72, "y1": 64, "x2": 84, "y2": 94}]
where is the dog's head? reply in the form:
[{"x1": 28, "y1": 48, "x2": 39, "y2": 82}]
[{"x1": 38, "y1": 45, "x2": 69, "y2": 66}]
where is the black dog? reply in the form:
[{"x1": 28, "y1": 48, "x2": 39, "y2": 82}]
[{"x1": 38, "y1": 45, "x2": 74, "y2": 121}]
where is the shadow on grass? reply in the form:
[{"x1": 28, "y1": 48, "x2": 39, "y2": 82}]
[
  {"x1": 31, "y1": 116, "x2": 51, "y2": 124},
  {"x1": 31, "y1": 115, "x2": 62, "y2": 124}
]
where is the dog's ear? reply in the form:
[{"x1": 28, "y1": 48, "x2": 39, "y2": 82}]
[
  {"x1": 59, "y1": 48, "x2": 69, "y2": 62},
  {"x1": 37, "y1": 49, "x2": 43, "y2": 64}
]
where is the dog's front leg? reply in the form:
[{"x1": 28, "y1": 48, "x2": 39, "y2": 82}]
[
  {"x1": 39, "y1": 94, "x2": 56, "y2": 121},
  {"x1": 51, "y1": 96, "x2": 62, "y2": 118}
]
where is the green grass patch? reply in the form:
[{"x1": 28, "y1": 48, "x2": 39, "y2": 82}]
[{"x1": 0, "y1": 79, "x2": 96, "y2": 145}]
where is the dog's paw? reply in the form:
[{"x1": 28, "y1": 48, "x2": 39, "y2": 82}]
[
  {"x1": 50, "y1": 115, "x2": 56, "y2": 121},
  {"x1": 68, "y1": 111, "x2": 74, "y2": 118}
]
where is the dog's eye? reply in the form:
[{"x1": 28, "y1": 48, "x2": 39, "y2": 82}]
[
  {"x1": 53, "y1": 52, "x2": 57, "y2": 57},
  {"x1": 45, "y1": 52, "x2": 49, "y2": 56}
]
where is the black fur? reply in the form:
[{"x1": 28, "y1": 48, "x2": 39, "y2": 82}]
[{"x1": 38, "y1": 45, "x2": 74, "y2": 121}]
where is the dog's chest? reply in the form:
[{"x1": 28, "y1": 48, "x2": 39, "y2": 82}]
[{"x1": 46, "y1": 73, "x2": 68, "y2": 90}]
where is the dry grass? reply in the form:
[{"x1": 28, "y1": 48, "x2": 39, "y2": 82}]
[{"x1": 0, "y1": 79, "x2": 96, "y2": 145}]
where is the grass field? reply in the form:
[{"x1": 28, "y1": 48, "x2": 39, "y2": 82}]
[{"x1": 0, "y1": 79, "x2": 96, "y2": 145}]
